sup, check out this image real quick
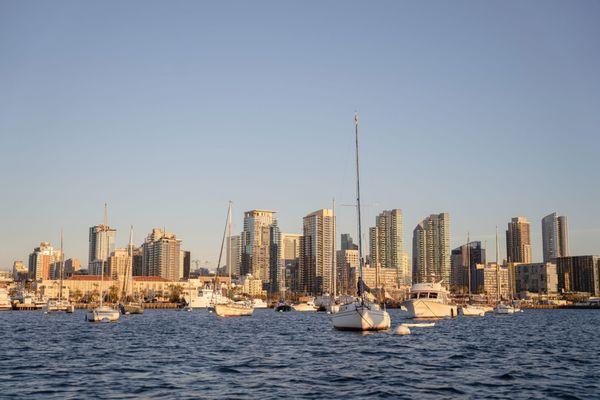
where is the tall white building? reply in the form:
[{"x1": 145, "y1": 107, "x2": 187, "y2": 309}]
[
  {"x1": 412, "y1": 213, "x2": 451, "y2": 285},
  {"x1": 301, "y1": 209, "x2": 335, "y2": 295},
  {"x1": 369, "y1": 209, "x2": 405, "y2": 285},
  {"x1": 142, "y1": 228, "x2": 181, "y2": 281},
  {"x1": 542, "y1": 213, "x2": 569, "y2": 263}
]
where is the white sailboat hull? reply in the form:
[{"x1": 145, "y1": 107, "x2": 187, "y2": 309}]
[
  {"x1": 292, "y1": 303, "x2": 318, "y2": 312},
  {"x1": 332, "y1": 302, "x2": 391, "y2": 331},
  {"x1": 459, "y1": 305, "x2": 486, "y2": 317},
  {"x1": 86, "y1": 306, "x2": 120, "y2": 322},
  {"x1": 494, "y1": 304, "x2": 516, "y2": 314},
  {"x1": 214, "y1": 303, "x2": 254, "y2": 317},
  {"x1": 404, "y1": 299, "x2": 458, "y2": 319}
]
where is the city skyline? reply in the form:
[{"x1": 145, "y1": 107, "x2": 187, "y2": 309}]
[{"x1": 2, "y1": 1, "x2": 600, "y2": 268}]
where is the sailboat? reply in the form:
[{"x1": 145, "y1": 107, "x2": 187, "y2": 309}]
[
  {"x1": 214, "y1": 201, "x2": 254, "y2": 317},
  {"x1": 86, "y1": 204, "x2": 120, "y2": 322},
  {"x1": 459, "y1": 233, "x2": 485, "y2": 317},
  {"x1": 493, "y1": 226, "x2": 517, "y2": 315},
  {"x1": 44, "y1": 230, "x2": 75, "y2": 313},
  {"x1": 118, "y1": 226, "x2": 143, "y2": 315},
  {"x1": 332, "y1": 113, "x2": 391, "y2": 331}
]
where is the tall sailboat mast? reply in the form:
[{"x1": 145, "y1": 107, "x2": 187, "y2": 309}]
[
  {"x1": 227, "y1": 201, "x2": 233, "y2": 284},
  {"x1": 332, "y1": 197, "x2": 336, "y2": 297},
  {"x1": 354, "y1": 113, "x2": 364, "y2": 301},
  {"x1": 495, "y1": 225, "x2": 500, "y2": 304},
  {"x1": 466, "y1": 232, "x2": 471, "y2": 297},
  {"x1": 100, "y1": 203, "x2": 107, "y2": 307},
  {"x1": 59, "y1": 229, "x2": 64, "y2": 301}
]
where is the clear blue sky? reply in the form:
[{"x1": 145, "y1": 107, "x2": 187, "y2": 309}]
[{"x1": 1, "y1": 1, "x2": 599, "y2": 269}]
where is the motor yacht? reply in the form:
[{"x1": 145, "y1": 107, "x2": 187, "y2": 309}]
[{"x1": 403, "y1": 282, "x2": 458, "y2": 319}]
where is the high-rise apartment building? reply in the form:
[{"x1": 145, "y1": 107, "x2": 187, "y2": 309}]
[
  {"x1": 241, "y1": 210, "x2": 276, "y2": 285},
  {"x1": 450, "y1": 241, "x2": 486, "y2": 293},
  {"x1": 542, "y1": 213, "x2": 569, "y2": 263},
  {"x1": 506, "y1": 217, "x2": 532, "y2": 263},
  {"x1": 182, "y1": 250, "x2": 191, "y2": 279},
  {"x1": 514, "y1": 262, "x2": 558, "y2": 295},
  {"x1": 300, "y1": 209, "x2": 335, "y2": 295},
  {"x1": 108, "y1": 248, "x2": 132, "y2": 281},
  {"x1": 142, "y1": 228, "x2": 181, "y2": 281},
  {"x1": 64, "y1": 258, "x2": 81, "y2": 277},
  {"x1": 269, "y1": 221, "x2": 282, "y2": 294},
  {"x1": 336, "y1": 249, "x2": 359, "y2": 295},
  {"x1": 341, "y1": 233, "x2": 358, "y2": 251},
  {"x1": 412, "y1": 213, "x2": 451, "y2": 285},
  {"x1": 281, "y1": 233, "x2": 302, "y2": 293},
  {"x1": 555, "y1": 256, "x2": 600, "y2": 296},
  {"x1": 28, "y1": 242, "x2": 61, "y2": 280},
  {"x1": 132, "y1": 247, "x2": 143, "y2": 276},
  {"x1": 88, "y1": 224, "x2": 116, "y2": 266},
  {"x1": 227, "y1": 235, "x2": 242, "y2": 277},
  {"x1": 12, "y1": 261, "x2": 28, "y2": 281},
  {"x1": 369, "y1": 209, "x2": 405, "y2": 285}
]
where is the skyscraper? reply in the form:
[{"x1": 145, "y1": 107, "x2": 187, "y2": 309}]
[
  {"x1": 301, "y1": 209, "x2": 335, "y2": 295},
  {"x1": 28, "y1": 242, "x2": 61, "y2": 280},
  {"x1": 412, "y1": 213, "x2": 451, "y2": 285},
  {"x1": 506, "y1": 217, "x2": 532, "y2": 263},
  {"x1": 88, "y1": 225, "x2": 116, "y2": 267},
  {"x1": 141, "y1": 228, "x2": 181, "y2": 281},
  {"x1": 542, "y1": 213, "x2": 569, "y2": 263},
  {"x1": 341, "y1": 233, "x2": 358, "y2": 251},
  {"x1": 369, "y1": 209, "x2": 405, "y2": 284},
  {"x1": 450, "y1": 241, "x2": 486, "y2": 293},
  {"x1": 241, "y1": 210, "x2": 277, "y2": 284},
  {"x1": 227, "y1": 235, "x2": 242, "y2": 277},
  {"x1": 281, "y1": 233, "x2": 302, "y2": 293},
  {"x1": 268, "y1": 220, "x2": 282, "y2": 294}
]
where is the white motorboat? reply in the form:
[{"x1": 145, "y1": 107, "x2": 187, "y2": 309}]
[
  {"x1": 332, "y1": 299, "x2": 391, "y2": 331},
  {"x1": 331, "y1": 113, "x2": 390, "y2": 332},
  {"x1": 86, "y1": 305, "x2": 120, "y2": 322},
  {"x1": 0, "y1": 288, "x2": 11, "y2": 311},
  {"x1": 187, "y1": 288, "x2": 228, "y2": 308},
  {"x1": 44, "y1": 299, "x2": 75, "y2": 313},
  {"x1": 459, "y1": 304, "x2": 486, "y2": 317},
  {"x1": 494, "y1": 303, "x2": 516, "y2": 314},
  {"x1": 251, "y1": 298, "x2": 268, "y2": 309},
  {"x1": 403, "y1": 282, "x2": 458, "y2": 319},
  {"x1": 215, "y1": 301, "x2": 254, "y2": 317},
  {"x1": 292, "y1": 301, "x2": 318, "y2": 312}
]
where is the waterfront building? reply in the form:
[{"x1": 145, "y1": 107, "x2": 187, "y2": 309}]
[
  {"x1": 226, "y1": 235, "x2": 242, "y2": 277},
  {"x1": 182, "y1": 251, "x2": 191, "y2": 279},
  {"x1": 300, "y1": 209, "x2": 335, "y2": 295},
  {"x1": 28, "y1": 242, "x2": 61, "y2": 280},
  {"x1": 268, "y1": 221, "x2": 282, "y2": 294},
  {"x1": 132, "y1": 247, "x2": 143, "y2": 276},
  {"x1": 108, "y1": 248, "x2": 132, "y2": 282},
  {"x1": 88, "y1": 223, "x2": 116, "y2": 268},
  {"x1": 142, "y1": 228, "x2": 182, "y2": 281},
  {"x1": 12, "y1": 261, "x2": 28, "y2": 281},
  {"x1": 450, "y1": 241, "x2": 486, "y2": 294},
  {"x1": 474, "y1": 263, "x2": 510, "y2": 300},
  {"x1": 506, "y1": 217, "x2": 532, "y2": 263},
  {"x1": 412, "y1": 213, "x2": 451, "y2": 285},
  {"x1": 239, "y1": 274, "x2": 264, "y2": 297},
  {"x1": 64, "y1": 258, "x2": 81, "y2": 277},
  {"x1": 341, "y1": 233, "x2": 358, "y2": 251},
  {"x1": 555, "y1": 256, "x2": 600, "y2": 296},
  {"x1": 369, "y1": 209, "x2": 405, "y2": 286},
  {"x1": 542, "y1": 213, "x2": 569, "y2": 263},
  {"x1": 358, "y1": 265, "x2": 401, "y2": 292},
  {"x1": 281, "y1": 233, "x2": 302, "y2": 293},
  {"x1": 336, "y1": 249, "x2": 359, "y2": 295},
  {"x1": 241, "y1": 210, "x2": 277, "y2": 286},
  {"x1": 514, "y1": 262, "x2": 558, "y2": 296}
]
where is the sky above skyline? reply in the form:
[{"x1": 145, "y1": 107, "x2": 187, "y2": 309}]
[{"x1": 1, "y1": 1, "x2": 599, "y2": 269}]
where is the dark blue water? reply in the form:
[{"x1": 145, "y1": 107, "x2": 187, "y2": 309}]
[{"x1": 0, "y1": 309, "x2": 598, "y2": 399}]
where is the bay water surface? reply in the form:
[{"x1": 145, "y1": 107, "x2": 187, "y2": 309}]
[{"x1": 0, "y1": 309, "x2": 598, "y2": 399}]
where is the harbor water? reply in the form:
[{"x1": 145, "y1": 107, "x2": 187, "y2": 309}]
[{"x1": 0, "y1": 309, "x2": 598, "y2": 399}]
